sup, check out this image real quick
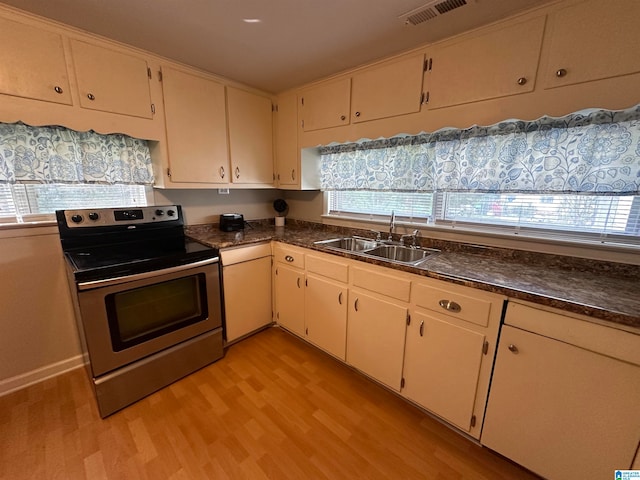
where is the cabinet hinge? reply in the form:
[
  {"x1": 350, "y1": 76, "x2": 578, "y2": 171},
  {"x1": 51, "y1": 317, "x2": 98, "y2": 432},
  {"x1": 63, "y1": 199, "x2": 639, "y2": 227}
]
[
  {"x1": 423, "y1": 58, "x2": 429, "y2": 72},
  {"x1": 422, "y1": 91, "x2": 430, "y2": 104},
  {"x1": 482, "y1": 340, "x2": 489, "y2": 355},
  {"x1": 301, "y1": 119, "x2": 305, "y2": 128},
  {"x1": 275, "y1": 267, "x2": 278, "y2": 275},
  {"x1": 470, "y1": 415, "x2": 476, "y2": 428},
  {"x1": 147, "y1": 67, "x2": 152, "y2": 79},
  {"x1": 158, "y1": 70, "x2": 163, "y2": 81},
  {"x1": 406, "y1": 312, "x2": 411, "y2": 325},
  {"x1": 305, "y1": 327, "x2": 308, "y2": 335},
  {"x1": 428, "y1": 58, "x2": 433, "y2": 71},
  {"x1": 400, "y1": 378, "x2": 405, "y2": 389},
  {"x1": 151, "y1": 103, "x2": 156, "y2": 114},
  {"x1": 166, "y1": 168, "x2": 171, "y2": 177},
  {"x1": 301, "y1": 97, "x2": 305, "y2": 106},
  {"x1": 272, "y1": 103, "x2": 278, "y2": 112}
]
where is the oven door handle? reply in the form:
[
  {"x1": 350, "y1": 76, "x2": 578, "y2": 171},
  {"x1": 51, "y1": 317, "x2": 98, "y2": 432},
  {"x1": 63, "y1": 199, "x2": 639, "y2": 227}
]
[{"x1": 77, "y1": 257, "x2": 219, "y2": 291}]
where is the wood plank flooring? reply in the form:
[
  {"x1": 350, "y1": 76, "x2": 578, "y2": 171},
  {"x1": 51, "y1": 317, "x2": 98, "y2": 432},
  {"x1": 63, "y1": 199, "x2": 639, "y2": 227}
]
[{"x1": 0, "y1": 327, "x2": 540, "y2": 479}]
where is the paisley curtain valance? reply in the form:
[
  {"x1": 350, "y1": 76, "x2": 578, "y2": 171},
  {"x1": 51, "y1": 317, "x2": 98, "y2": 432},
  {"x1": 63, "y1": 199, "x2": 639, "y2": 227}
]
[
  {"x1": 319, "y1": 105, "x2": 640, "y2": 195},
  {"x1": 0, "y1": 122, "x2": 154, "y2": 185}
]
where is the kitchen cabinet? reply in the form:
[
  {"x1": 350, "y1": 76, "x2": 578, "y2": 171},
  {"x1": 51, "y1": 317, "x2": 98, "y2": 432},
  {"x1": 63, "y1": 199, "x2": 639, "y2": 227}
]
[
  {"x1": 426, "y1": 15, "x2": 546, "y2": 109},
  {"x1": 273, "y1": 245, "x2": 306, "y2": 337},
  {"x1": 70, "y1": 39, "x2": 153, "y2": 119},
  {"x1": 350, "y1": 53, "x2": 425, "y2": 123},
  {"x1": 160, "y1": 66, "x2": 229, "y2": 184},
  {"x1": 304, "y1": 253, "x2": 349, "y2": 360},
  {"x1": 0, "y1": 16, "x2": 72, "y2": 106},
  {"x1": 543, "y1": 0, "x2": 640, "y2": 89},
  {"x1": 402, "y1": 278, "x2": 503, "y2": 437},
  {"x1": 299, "y1": 78, "x2": 351, "y2": 132},
  {"x1": 274, "y1": 91, "x2": 321, "y2": 190},
  {"x1": 482, "y1": 302, "x2": 640, "y2": 480},
  {"x1": 221, "y1": 244, "x2": 272, "y2": 343},
  {"x1": 227, "y1": 86, "x2": 274, "y2": 185},
  {"x1": 346, "y1": 289, "x2": 408, "y2": 391}
]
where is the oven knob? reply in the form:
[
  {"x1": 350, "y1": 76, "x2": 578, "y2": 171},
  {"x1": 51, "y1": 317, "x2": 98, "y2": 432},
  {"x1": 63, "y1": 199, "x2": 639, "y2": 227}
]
[
  {"x1": 71, "y1": 214, "x2": 83, "y2": 223},
  {"x1": 88, "y1": 212, "x2": 99, "y2": 221},
  {"x1": 155, "y1": 209, "x2": 165, "y2": 216},
  {"x1": 167, "y1": 209, "x2": 175, "y2": 217}
]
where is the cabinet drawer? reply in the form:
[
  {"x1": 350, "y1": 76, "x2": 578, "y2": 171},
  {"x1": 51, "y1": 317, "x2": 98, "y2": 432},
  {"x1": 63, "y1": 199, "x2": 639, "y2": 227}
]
[
  {"x1": 412, "y1": 280, "x2": 500, "y2": 327},
  {"x1": 273, "y1": 244, "x2": 305, "y2": 269},
  {"x1": 221, "y1": 242, "x2": 271, "y2": 266},
  {"x1": 352, "y1": 266, "x2": 411, "y2": 302},
  {"x1": 306, "y1": 253, "x2": 348, "y2": 283}
]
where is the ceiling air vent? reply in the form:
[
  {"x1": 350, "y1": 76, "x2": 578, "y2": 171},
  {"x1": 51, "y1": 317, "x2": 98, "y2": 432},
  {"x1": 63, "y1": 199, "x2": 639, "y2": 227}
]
[{"x1": 399, "y1": 0, "x2": 468, "y2": 26}]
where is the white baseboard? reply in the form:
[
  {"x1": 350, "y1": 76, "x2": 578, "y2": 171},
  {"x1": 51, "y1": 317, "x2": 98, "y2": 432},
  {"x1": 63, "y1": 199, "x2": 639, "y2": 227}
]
[{"x1": 0, "y1": 354, "x2": 86, "y2": 397}]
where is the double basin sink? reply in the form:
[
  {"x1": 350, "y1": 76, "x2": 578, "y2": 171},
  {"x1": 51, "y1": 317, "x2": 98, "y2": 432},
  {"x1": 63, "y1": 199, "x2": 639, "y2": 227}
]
[{"x1": 314, "y1": 236, "x2": 439, "y2": 266}]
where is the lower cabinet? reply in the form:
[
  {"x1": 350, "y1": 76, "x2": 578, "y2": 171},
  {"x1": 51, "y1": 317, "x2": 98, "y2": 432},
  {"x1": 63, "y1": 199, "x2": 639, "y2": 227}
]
[
  {"x1": 274, "y1": 263, "x2": 305, "y2": 337},
  {"x1": 305, "y1": 273, "x2": 347, "y2": 360},
  {"x1": 402, "y1": 311, "x2": 485, "y2": 432},
  {"x1": 481, "y1": 303, "x2": 640, "y2": 479},
  {"x1": 221, "y1": 244, "x2": 272, "y2": 343},
  {"x1": 346, "y1": 289, "x2": 408, "y2": 391}
]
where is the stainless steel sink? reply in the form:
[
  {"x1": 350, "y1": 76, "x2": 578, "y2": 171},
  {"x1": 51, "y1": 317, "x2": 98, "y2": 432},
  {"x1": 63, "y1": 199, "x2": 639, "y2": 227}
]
[
  {"x1": 314, "y1": 237, "x2": 378, "y2": 251},
  {"x1": 314, "y1": 237, "x2": 439, "y2": 266},
  {"x1": 364, "y1": 245, "x2": 438, "y2": 264}
]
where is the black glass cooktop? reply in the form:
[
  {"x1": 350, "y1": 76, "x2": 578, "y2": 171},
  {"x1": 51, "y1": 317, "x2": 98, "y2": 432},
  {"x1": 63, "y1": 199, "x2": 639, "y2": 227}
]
[{"x1": 67, "y1": 238, "x2": 218, "y2": 282}]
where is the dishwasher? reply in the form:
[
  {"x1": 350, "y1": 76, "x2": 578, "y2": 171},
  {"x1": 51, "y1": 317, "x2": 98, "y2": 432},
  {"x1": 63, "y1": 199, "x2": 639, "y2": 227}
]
[{"x1": 220, "y1": 242, "x2": 273, "y2": 344}]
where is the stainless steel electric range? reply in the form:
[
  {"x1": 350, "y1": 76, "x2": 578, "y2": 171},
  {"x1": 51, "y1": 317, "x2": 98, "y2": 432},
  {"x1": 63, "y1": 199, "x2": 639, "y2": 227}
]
[{"x1": 56, "y1": 205, "x2": 223, "y2": 417}]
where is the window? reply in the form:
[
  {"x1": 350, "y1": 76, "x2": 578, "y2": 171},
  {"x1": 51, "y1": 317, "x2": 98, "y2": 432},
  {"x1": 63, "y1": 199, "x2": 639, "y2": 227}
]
[
  {"x1": 327, "y1": 191, "x2": 640, "y2": 244},
  {"x1": 0, "y1": 183, "x2": 151, "y2": 223}
]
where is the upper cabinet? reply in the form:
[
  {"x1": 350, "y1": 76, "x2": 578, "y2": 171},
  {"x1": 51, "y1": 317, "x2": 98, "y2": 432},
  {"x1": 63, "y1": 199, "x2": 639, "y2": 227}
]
[
  {"x1": 351, "y1": 53, "x2": 425, "y2": 123},
  {"x1": 0, "y1": 16, "x2": 72, "y2": 105},
  {"x1": 274, "y1": 91, "x2": 299, "y2": 187},
  {"x1": 161, "y1": 66, "x2": 229, "y2": 184},
  {"x1": 543, "y1": 0, "x2": 640, "y2": 89},
  {"x1": 300, "y1": 78, "x2": 351, "y2": 132},
  {"x1": 226, "y1": 86, "x2": 274, "y2": 185},
  {"x1": 427, "y1": 16, "x2": 546, "y2": 109},
  {"x1": 70, "y1": 40, "x2": 153, "y2": 119}
]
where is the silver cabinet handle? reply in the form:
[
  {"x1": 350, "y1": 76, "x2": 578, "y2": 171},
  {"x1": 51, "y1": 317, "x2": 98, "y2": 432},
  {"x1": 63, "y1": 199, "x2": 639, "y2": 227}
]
[
  {"x1": 517, "y1": 77, "x2": 527, "y2": 85},
  {"x1": 87, "y1": 93, "x2": 95, "y2": 101},
  {"x1": 54, "y1": 86, "x2": 64, "y2": 94},
  {"x1": 235, "y1": 166, "x2": 240, "y2": 179},
  {"x1": 219, "y1": 166, "x2": 225, "y2": 179},
  {"x1": 291, "y1": 169, "x2": 295, "y2": 181},
  {"x1": 354, "y1": 298, "x2": 359, "y2": 311},
  {"x1": 338, "y1": 291, "x2": 343, "y2": 305},
  {"x1": 556, "y1": 68, "x2": 567, "y2": 78},
  {"x1": 296, "y1": 277, "x2": 301, "y2": 288},
  {"x1": 439, "y1": 299, "x2": 461, "y2": 313},
  {"x1": 419, "y1": 320, "x2": 424, "y2": 337},
  {"x1": 354, "y1": 111, "x2": 361, "y2": 117},
  {"x1": 284, "y1": 255, "x2": 294, "y2": 262},
  {"x1": 340, "y1": 115, "x2": 346, "y2": 121},
  {"x1": 508, "y1": 344, "x2": 519, "y2": 354}
]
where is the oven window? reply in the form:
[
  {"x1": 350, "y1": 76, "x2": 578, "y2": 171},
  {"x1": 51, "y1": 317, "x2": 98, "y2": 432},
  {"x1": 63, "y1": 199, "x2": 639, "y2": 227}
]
[{"x1": 106, "y1": 274, "x2": 209, "y2": 351}]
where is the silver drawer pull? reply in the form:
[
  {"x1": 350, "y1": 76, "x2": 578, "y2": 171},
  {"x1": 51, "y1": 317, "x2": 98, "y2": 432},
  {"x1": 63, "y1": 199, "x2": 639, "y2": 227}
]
[
  {"x1": 285, "y1": 255, "x2": 294, "y2": 262},
  {"x1": 439, "y1": 299, "x2": 461, "y2": 313},
  {"x1": 338, "y1": 291, "x2": 343, "y2": 305},
  {"x1": 508, "y1": 344, "x2": 519, "y2": 354},
  {"x1": 419, "y1": 320, "x2": 424, "y2": 337}
]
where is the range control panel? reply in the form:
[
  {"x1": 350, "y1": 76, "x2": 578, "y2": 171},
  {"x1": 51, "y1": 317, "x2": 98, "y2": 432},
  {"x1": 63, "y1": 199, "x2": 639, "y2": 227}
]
[{"x1": 61, "y1": 206, "x2": 180, "y2": 228}]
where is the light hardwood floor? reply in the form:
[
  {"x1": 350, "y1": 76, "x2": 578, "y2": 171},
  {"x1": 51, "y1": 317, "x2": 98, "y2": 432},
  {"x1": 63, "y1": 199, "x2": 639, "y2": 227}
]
[{"x1": 1, "y1": 327, "x2": 540, "y2": 479}]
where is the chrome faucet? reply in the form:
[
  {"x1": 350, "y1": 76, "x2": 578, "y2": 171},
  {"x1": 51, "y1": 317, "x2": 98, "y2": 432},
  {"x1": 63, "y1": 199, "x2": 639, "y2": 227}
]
[{"x1": 388, "y1": 211, "x2": 395, "y2": 240}]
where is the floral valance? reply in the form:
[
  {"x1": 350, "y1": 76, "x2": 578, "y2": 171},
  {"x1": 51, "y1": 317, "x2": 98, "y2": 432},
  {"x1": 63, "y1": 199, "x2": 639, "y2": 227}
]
[
  {"x1": 320, "y1": 105, "x2": 640, "y2": 194},
  {"x1": 0, "y1": 123, "x2": 154, "y2": 185}
]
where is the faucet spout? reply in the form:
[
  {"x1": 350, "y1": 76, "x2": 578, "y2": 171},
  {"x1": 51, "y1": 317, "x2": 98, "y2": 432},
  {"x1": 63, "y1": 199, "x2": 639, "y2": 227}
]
[{"x1": 388, "y1": 211, "x2": 395, "y2": 240}]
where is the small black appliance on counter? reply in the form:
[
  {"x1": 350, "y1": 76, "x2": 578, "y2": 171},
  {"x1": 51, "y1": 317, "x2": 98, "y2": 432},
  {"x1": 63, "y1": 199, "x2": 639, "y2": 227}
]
[{"x1": 220, "y1": 213, "x2": 244, "y2": 231}]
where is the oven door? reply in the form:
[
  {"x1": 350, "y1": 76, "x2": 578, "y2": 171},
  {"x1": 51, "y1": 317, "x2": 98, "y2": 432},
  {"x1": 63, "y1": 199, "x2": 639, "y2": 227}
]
[{"x1": 76, "y1": 258, "x2": 222, "y2": 377}]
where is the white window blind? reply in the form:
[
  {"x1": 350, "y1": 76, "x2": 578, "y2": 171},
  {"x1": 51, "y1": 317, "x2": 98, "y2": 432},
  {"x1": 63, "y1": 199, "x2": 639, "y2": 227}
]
[
  {"x1": 329, "y1": 191, "x2": 433, "y2": 223},
  {"x1": 0, "y1": 184, "x2": 150, "y2": 223}
]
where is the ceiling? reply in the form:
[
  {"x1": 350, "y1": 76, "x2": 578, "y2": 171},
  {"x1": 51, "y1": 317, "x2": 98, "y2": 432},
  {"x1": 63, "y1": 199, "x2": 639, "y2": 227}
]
[{"x1": 0, "y1": 0, "x2": 553, "y2": 93}]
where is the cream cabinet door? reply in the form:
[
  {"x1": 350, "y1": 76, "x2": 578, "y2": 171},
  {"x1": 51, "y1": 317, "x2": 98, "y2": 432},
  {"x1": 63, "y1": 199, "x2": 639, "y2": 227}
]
[
  {"x1": 161, "y1": 67, "x2": 229, "y2": 184},
  {"x1": 482, "y1": 325, "x2": 640, "y2": 480},
  {"x1": 227, "y1": 87, "x2": 274, "y2": 185},
  {"x1": 274, "y1": 91, "x2": 299, "y2": 187},
  {"x1": 299, "y1": 78, "x2": 351, "y2": 131},
  {"x1": 402, "y1": 310, "x2": 485, "y2": 432},
  {"x1": 427, "y1": 16, "x2": 545, "y2": 109},
  {"x1": 346, "y1": 289, "x2": 407, "y2": 391},
  {"x1": 0, "y1": 17, "x2": 72, "y2": 105},
  {"x1": 544, "y1": 0, "x2": 640, "y2": 89},
  {"x1": 223, "y1": 256, "x2": 272, "y2": 343},
  {"x1": 351, "y1": 53, "x2": 424, "y2": 123},
  {"x1": 274, "y1": 263, "x2": 305, "y2": 337},
  {"x1": 305, "y1": 274, "x2": 347, "y2": 360},
  {"x1": 70, "y1": 39, "x2": 153, "y2": 118}
]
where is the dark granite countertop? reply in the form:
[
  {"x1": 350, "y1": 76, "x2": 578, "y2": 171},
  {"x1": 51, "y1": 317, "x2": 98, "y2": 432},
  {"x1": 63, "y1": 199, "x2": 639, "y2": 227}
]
[{"x1": 187, "y1": 220, "x2": 640, "y2": 332}]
